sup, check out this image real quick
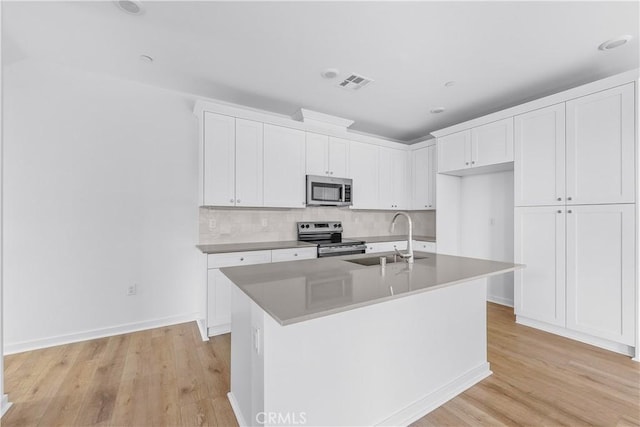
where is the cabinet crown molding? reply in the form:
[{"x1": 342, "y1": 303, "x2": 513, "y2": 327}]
[
  {"x1": 431, "y1": 68, "x2": 639, "y2": 138},
  {"x1": 292, "y1": 108, "x2": 354, "y2": 131}
]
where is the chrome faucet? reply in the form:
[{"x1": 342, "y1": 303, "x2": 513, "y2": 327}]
[{"x1": 390, "y1": 212, "x2": 414, "y2": 264}]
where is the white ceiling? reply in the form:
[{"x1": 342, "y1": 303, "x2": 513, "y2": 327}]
[{"x1": 3, "y1": 1, "x2": 639, "y2": 142}]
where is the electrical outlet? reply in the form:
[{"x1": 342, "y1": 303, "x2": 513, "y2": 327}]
[
  {"x1": 208, "y1": 219, "x2": 217, "y2": 229},
  {"x1": 261, "y1": 218, "x2": 268, "y2": 227},
  {"x1": 127, "y1": 284, "x2": 137, "y2": 296}
]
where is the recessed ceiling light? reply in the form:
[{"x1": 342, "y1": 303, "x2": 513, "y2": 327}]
[
  {"x1": 444, "y1": 81, "x2": 456, "y2": 87},
  {"x1": 321, "y1": 68, "x2": 340, "y2": 79},
  {"x1": 598, "y1": 35, "x2": 632, "y2": 51},
  {"x1": 114, "y1": 0, "x2": 144, "y2": 15},
  {"x1": 430, "y1": 107, "x2": 445, "y2": 114},
  {"x1": 139, "y1": 54, "x2": 153, "y2": 63}
]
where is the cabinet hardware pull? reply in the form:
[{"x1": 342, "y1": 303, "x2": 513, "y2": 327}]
[
  {"x1": 237, "y1": 199, "x2": 241, "y2": 203},
  {"x1": 465, "y1": 162, "x2": 469, "y2": 166},
  {"x1": 567, "y1": 210, "x2": 572, "y2": 213},
  {"x1": 326, "y1": 171, "x2": 329, "y2": 175},
  {"x1": 230, "y1": 199, "x2": 234, "y2": 203},
  {"x1": 330, "y1": 171, "x2": 334, "y2": 175},
  {"x1": 240, "y1": 257, "x2": 244, "y2": 261},
  {"x1": 557, "y1": 197, "x2": 562, "y2": 201},
  {"x1": 557, "y1": 210, "x2": 562, "y2": 214},
  {"x1": 294, "y1": 253, "x2": 298, "y2": 256},
  {"x1": 471, "y1": 161, "x2": 475, "y2": 165},
  {"x1": 567, "y1": 197, "x2": 572, "y2": 201}
]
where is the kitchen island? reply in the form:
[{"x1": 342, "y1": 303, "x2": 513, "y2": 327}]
[{"x1": 221, "y1": 251, "x2": 521, "y2": 426}]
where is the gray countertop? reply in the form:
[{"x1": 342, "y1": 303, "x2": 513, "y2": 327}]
[
  {"x1": 197, "y1": 240, "x2": 317, "y2": 254},
  {"x1": 197, "y1": 235, "x2": 436, "y2": 254},
  {"x1": 221, "y1": 251, "x2": 522, "y2": 326}
]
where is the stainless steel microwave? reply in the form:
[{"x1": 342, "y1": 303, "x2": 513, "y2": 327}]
[{"x1": 306, "y1": 175, "x2": 352, "y2": 207}]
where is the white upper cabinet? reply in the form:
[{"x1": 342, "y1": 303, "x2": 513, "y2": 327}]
[
  {"x1": 202, "y1": 113, "x2": 263, "y2": 207},
  {"x1": 328, "y1": 137, "x2": 350, "y2": 178},
  {"x1": 411, "y1": 145, "x2": 436, "y2": 210},
  {"x1": 305, "y1": 133, "x2": 349, "y2": 178},
  {"x1": 203, "y1": 112, "x2": 236, "y2": 206},
  {"x1": 514, "y1": 103, "x2": 566, "y2": 206},
  {"x1": 379, "y1": 147, "x2": 408, "y2": 210},
  {"x1": 437, "y1": 130, "x2": 470, "y2": 173},
  {"x1": 565, "y1": 83, "x2": 635, "y2": 205},
  {"x1": 305, "y1": 132, "x2": 329, "y2": 176},
  {"x1": 471, "y1": 117, "x2": 514, "y2": 167},
  {"x1": 263, "y1": 124, "x2": 306, "y2": 208},
  {"x1": 514, "y1": 206, "x2": 566, "y2": 327},
  {"x1": 438, "y1": 118, "x2": 514, "y2": 175},
  {"x1": 235, "y1": 119, "x2": 264, "y2": 207},
  {"x1": 349, "y1": 142, "x2": 379, "y2": 209},
  {"x1": 565, "y1": 204, "x2": 635, "y2": 345}
]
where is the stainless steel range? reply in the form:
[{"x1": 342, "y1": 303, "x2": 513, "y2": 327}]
[{"x1": 297, "y1": 221, "x2": 366, "y2": 258}]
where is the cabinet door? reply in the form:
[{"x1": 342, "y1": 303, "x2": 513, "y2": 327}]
[
  {"x1": 379, "y1": 147, "x2": 407, "y2": 209},
  {"x1": 471, "y1": 117, "x2": 514, "y2": 168},
  {"x1": 427, "y1": 144, "x2": 437, "y2": 209},
  {"x1": 411, "y1": 147, "x2": 430, "y2": 209},
  {"x1": 208, "y1": 269, "x2": 232, "y2": 328},
  {"x1": 566, "y1": 83, "x2": 635, "y2": 205},
  {"x1": 263, "y1": 124, "x2": 306, "y2": 208},
  {"x1": 514, "y1": 206, "x2": 566, "y2": 326},
  {"x1": 305, "y1": 132, "x2": 329, "y2": 176},
  {"x1": 437, "y1": 130, "x2": 471, "y2": 173},
  {"x1": 514, "y1": 104, "x2": 565, "y2": 206},
  {"x1": 235, "y1": 119, "x2": 263, "y2": 207},
  {"x1": 566, "y1": 204, "x2": 635, "y2": 345},
  {"x1": 203, "y1": 112, "x2": 235, "y2": 206},
  {"x1": 349, "y1": 142, "x2": 379, "y2": 209},
  {"x1": 328, "y1": 137, "x2": 350, "y2": 178}
]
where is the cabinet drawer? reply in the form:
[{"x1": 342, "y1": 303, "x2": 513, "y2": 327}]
[
  {"x1": 365, "y1": 241, "x2": 407, "y2": 253},
  {"x1": 208, "y1": 250, "x2": 271, "y2": 269},
  {"x1": 413, "y1": 241, "x2": 436, "y2": 252},
  {"x1": 271, "y1": 247, "x2": 317, "y2": 263}
]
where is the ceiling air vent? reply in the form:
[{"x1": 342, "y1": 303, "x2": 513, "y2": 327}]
[{"x1": 338, "y1": 73, "x2": 373, "y2": 91}]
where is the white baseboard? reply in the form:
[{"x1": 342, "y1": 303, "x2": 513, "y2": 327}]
[
  {"x1": 197, "y1": 318, "x2": 209, "y2": 342},
  {"x1": 376, "y1": 362, "x2": 492, "y2": 426},
  {"x1": 4, "y1": 312, "x2": 200, "y2": 355},
  {"x1": 516, "y1": 316, "x2": 635, "y2": 357},
  {"x1": 487, "y1": 295, "x2": 514, "y2": 307},
  {"x1": 227, "y1": 392, "x2": 247, "y2": 427},
  {"x1": 208, "y1": 323, "x2": 231, "y2": 337},
  {"x1": 1, "y1": 394, "x2": 12, "y2": 418}
]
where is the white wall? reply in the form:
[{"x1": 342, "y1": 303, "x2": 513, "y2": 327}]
[
  {"x1": 459, "y1": 171, "x2": 515, "y2": 306},
  {"x1": 2, "y1": 59, "x2": 202, "y2": 353},
  {"x1": 0, "y1": 1, "x2": 11, "y2": 416}
]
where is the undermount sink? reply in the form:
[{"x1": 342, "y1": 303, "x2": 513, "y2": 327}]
[{"x1": 345, "y1": 255, "x2": 428, "y2": 266}]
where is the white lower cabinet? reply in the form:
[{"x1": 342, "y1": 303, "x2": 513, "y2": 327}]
[
  {"x1": 365, "y1": 241, "x2": 407, "y2": 254},
  {"x1": 271, "y1": 247, "x2": 317, "y2": 263},
  {"x1": 515, "y1": 204, "x2": 635, "y2": 350},
  {"x1": 514, "y1": 206, "x2": 566, "y2": 326},
  {"x1": 565, "y1": 204, "x2": 635, "y2": 345},
  {"x1": 207, "y1": 248, "x2": 317, "y2": 336},
  {"x1": 365, "y1": 240, "x2": 436, "y2": 254},
  {"x1": 207, "y1": 250, "x2": 271, "y2": 335},
  {"x1": 413, "y1": 240, "x2": 436, "y2": 253}
]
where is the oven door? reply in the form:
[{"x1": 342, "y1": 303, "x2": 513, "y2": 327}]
[{"x1": 318, "y1": 243, "x2": 367, "y2": 257}]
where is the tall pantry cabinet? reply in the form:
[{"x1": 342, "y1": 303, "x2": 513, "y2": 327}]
[{"x1": 514, "y1": 83, "x2": 636, "y2": 353}]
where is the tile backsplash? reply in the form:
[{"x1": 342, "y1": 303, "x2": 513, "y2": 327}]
[{"x1": 199, "y1": 207, "x2": 436, "y2": 244}]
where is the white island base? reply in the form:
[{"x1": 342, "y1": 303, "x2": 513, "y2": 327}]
[{"x1": 228, "y1": 278, "x2": 491, "y2": 426}]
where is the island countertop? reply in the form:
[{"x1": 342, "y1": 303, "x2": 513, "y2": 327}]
[{"x1": 221, "y1": 251, "x2": 522, "y2": 326}]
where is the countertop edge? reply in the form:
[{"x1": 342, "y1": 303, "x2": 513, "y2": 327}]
[{"x1": 222, "y1": 251, "x2": 523, "y2": 327}]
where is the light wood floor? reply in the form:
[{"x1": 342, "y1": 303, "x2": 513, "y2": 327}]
[{"x1": 3, "y1": 303, "x2": 639, "y2": 426}]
